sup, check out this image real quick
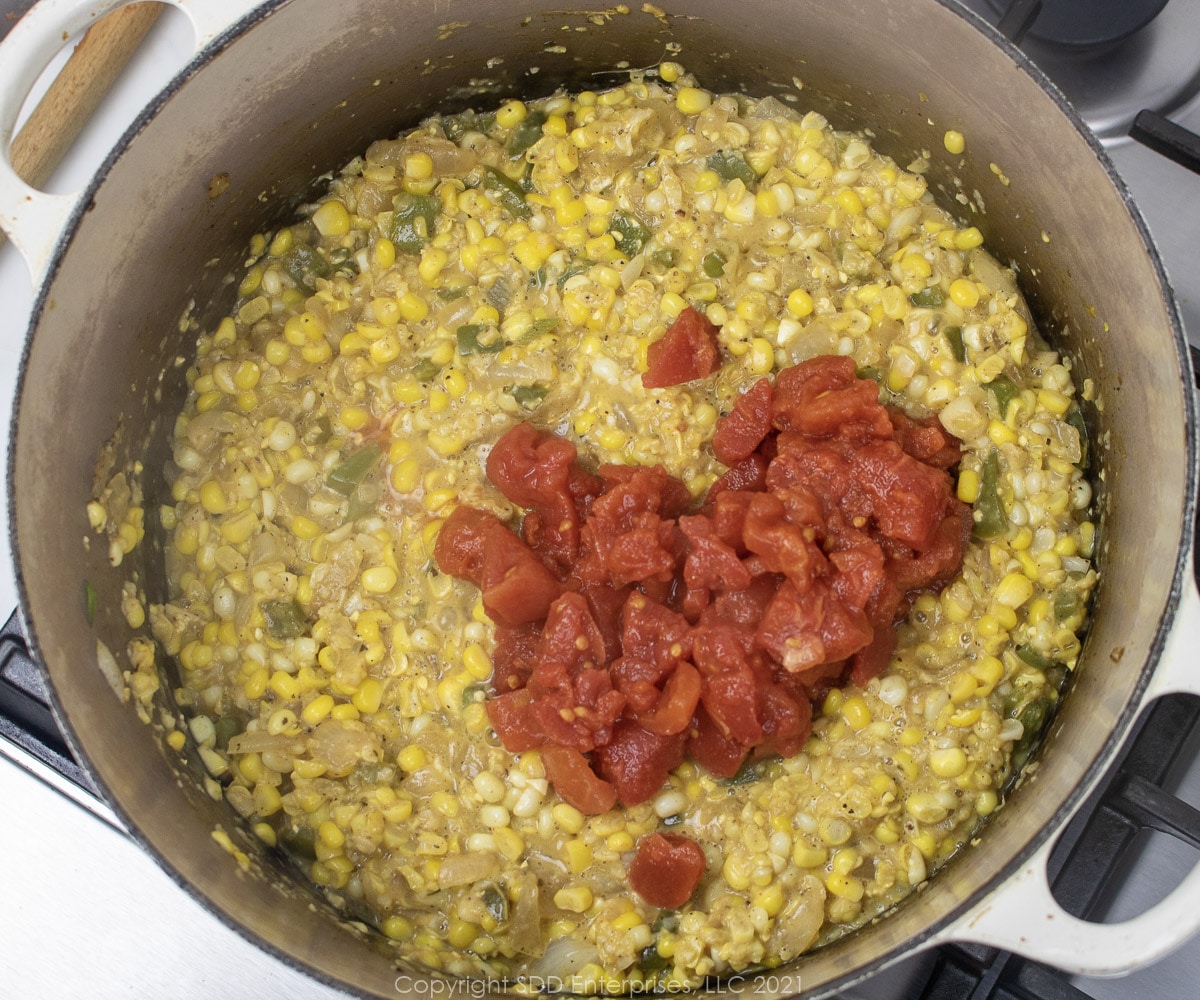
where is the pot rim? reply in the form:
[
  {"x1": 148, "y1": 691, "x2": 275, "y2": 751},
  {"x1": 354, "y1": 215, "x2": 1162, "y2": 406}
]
[{"x1": 8, "y1": 0, "x2": 1197, "y2": 995}]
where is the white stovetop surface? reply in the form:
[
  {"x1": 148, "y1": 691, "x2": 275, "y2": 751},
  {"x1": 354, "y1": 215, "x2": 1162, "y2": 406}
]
[{"x1": 2, "y1": 4, "x2": 1200, "y2": 999}]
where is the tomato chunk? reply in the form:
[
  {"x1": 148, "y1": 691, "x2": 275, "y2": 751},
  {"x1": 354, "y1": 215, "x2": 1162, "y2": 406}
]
[
  {"x1": 541, "y1": 745, "x2": 618, "y2": 815},
  {"x1": 628, "y1": 833, "x2": 707, "y2": 909},
  {"x1": 434, "y1": 505, "x2": 563, "y2": 626},
  {"x1": 594, "y1": 719, "x2": 686, "y2": 807},
  {"x1": 713, "y1": 377, "x2": 773, "y2": 464},
  {"x1": 640, "y1": 662, "x2": 703, "y2": 736},
  {"x1": 642, "y1": 307, "x2": 722, "y2": 389}
]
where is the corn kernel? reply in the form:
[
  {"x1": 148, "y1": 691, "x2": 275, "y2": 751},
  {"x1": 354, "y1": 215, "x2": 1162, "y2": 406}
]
[
  {"x1": 995, "y1": 572, "x2": 1034, "y2": 609},
  {"x1": 199, "y1": 480, "x2": 227, "y2": 515},
  {"x1": 748, "y1": 337, "x2": 775, "y2": 375},
  {"x1": 826, "y1": 872, "x2": 865, "y2": 901},
  {"x1": 398, "y1": 745, "x2": 427, "y2": 772},
  {"x1": 837, "y1": 188, "x2": 864, "y2": 216},
  {"x1": 352, "y1": 677, "x2": 384, "y2": 714},
  {"x1": 675, "y1": 86, "x2": 712, "y2": 115},
  {"x1": 496, "y1": 99, "x2": 529, "y2": 128},
  {"x1": 374, "y1": 237, "x2": 396, "y2": 270},
  {"x1": 956, "y1": 226, "x2": 984, "y2": 250},
  {"x1": 553, "y1": 803, "x2": 585, "y2": 834},
  {"x1": 930, "y1": 747, "x2": 968, "y2": 778},
  {"x1": 463, "y1": 643, "x2": 493, "y2": 681},
  {"x1": 988, "y1": 419, "x2": 1018, "y2": 445},
  {"x1": 312, "y1": 200, "x2": 351, "y2": 238},
  {"x1": 787, "y1": 287, "x2": 814, "y2": 319},
  {"x1": 841, "y1": 696, "x2": 871, "y2": 731},
  {"x1": 554, "y1": 885, "x2": 594, "y2": 913},
  {"x1": 943, "y1": 130, "x2": 965, "y2": 155},
  {"x1": 565, "y1": 838, "x2": 593, "y2": 873},
  {"x1": 302, "y1": 693, "x2": 335, "y2": 725},
  {"x1": 948, "y1": 278, "x2": 980, "y2": 309}
]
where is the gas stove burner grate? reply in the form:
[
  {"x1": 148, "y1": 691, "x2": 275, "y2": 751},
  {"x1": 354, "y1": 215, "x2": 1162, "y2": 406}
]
[
  {"x1": 986, "y1": 0, "x2": 1170, "y2": 52},
  {"x1": 973, "y1": 0, "x2": 1200, "y2": 145}
]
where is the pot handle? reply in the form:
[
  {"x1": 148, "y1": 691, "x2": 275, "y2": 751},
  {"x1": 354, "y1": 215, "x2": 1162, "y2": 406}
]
[
  {"x1": 933, "y1": 571, "x2": 1200, "y2": 974},
  {"x1": 0, "y1": 0, "x2": 257, "y2": 287}
]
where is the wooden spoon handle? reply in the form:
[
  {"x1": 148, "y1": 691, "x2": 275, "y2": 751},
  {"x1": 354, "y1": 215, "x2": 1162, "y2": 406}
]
[{"x1": 10, "y1": 2, "x2": 163, "y2": 189}]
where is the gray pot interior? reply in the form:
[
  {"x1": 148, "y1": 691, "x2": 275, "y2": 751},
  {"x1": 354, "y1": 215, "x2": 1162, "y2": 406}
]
[{"x1": 10, "y1": 1, "x2": 1192, "y2": 996}]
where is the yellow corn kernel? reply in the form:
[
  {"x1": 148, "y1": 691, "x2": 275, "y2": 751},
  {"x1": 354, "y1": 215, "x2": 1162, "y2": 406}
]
[
  {"x1": 995, "y1": 572, "x2": 1034, "y2": 609},
  {"x1": 199, "y1": 480, "x2": 227, "y2": 515},
  {"x1": 269, "y1": 670, "x2": 299, "y2": 701},
  {"x1": 463, "y1": 643, "x2": 493, "y2": 681},
  {"x1": 243, "y1": 667, "x2": 270, "y2": 701},
  {"x1": 722, "y1": 854, "x2": 753, "y2": 891},
  {"x1": 597, "y1": 426, "x2": 627, "y2": 450},
  {"x1": 837, "y1": 188, "x2": 864, "y2": 216},
  {"x1": 300, "y1": 338, "x2": 333, "y2": 364},
  {"x1": 390, "y1": 458, "x2": 421, "y2": 493},
  {"x1": 987, "y1": 419, "x2": 1017, "y2": 445},
  {"x1": 302, "y1": 693, "x2": 335, "y2": 726},
  {"x1": 496, "y1": 99, "x2": 528, "y2": 129},
  {"x1": 675, "y1": 86, "x2": 712, "y2": 115},
  {"x1": 382, "y1": 915, "x2": 413, "y2": 940},
  {"x1": 956, "y1": 468, "x2": 980, "y2": 504},
  {"x1": 900, "y1": 252, "x2": 933, "y2": 279},
  {"x1": 290, "y1": 515, "x2": 320, "y2": 540},
  {"x1": 352, "y1": 677, "x2": 384, "y2": 715},
  {"x1": 948, "y1": 278, "x2": 980, "y2": 309},
  {"x1": 943, "y1": 130, "x2": 965, "y2": 155},
  {"x1": 553, "y1": 803, "x2": 585, "y2": 835},
  {"x1": 404, "y1": 151, "x2": 435, "y2": 181},
  {"x1": 312, "y1": 200, "x2": 352, "y2": 238},
  {"x1": 362, "y1": 566, "x2": 397, "y2": 595},
  {"x1": 753, "y1": 883, "x2": 784, "y2": 918},
  {"x1": 397, "y1": 745, "x2": 426, "y2": 772},
  {"x1": 786, "y1": 287, "x2": 814, "y2": 319},
  {"x1": 929, "y1": 747, "x2": 968, "y2": 778},
  {"x1": 554, "y1": 885, "x2": 594, "y2": 913},
  {"x1": 1037, "y1": 388, "x2": 1071, "y2": 415},
  {"x1": 494, "y1": 827, "x2": 525, "y2": 861},
  {"x1": 970, "y1": 655, "x2": 1005, "y2": 694},
  {"x1": 976, "y1": 790, "x2": 999, "y2": 817},
  {"x1": 606, "y1": 831, "x2": 634, "y2": 853},
  {"x1": 841, "y1": 696, "x2": 871, "y2": 731},
  {"x1": 748, "y1": 337, "x2": 775, "y2": 375},
  {"x1": 948, "y1": 671, "x2": 978, "y2": 704},
  {"x1": 956, "y1": 226, "x2": 984, "y2": 250},
  {"x1": 397, "y1": 292, "x2": 429, "y2": 323},
  {"x1": 949, "y1": 706, "x2": 983, "y2": 728},
  {"x1": 374, "y1": 236, "x2": 396, "y2": 270},
  {"x1": 826, "y1": 872, "x2": 865, "y2": 901},
  {"x1": 564, "y1": 838, "x2": 593, "y2": 874}
]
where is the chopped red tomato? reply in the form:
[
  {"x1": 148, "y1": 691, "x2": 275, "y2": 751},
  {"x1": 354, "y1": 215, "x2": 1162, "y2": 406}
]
[
  {"x1": 708, "y1": 452, "x2": 769, "y2": 496},
  {"x1": 852, "y1": 440, "x2": 952, "y2": 552},
  {"x1": 486, "y1": 690, "x2": 544, "y2": 752},
  {"x1": 640, "y1": 662, "x2": 703, "y2": 737},
  {"x1": 686, "y1": 704, "x2": 748, "y2": 779},
  {"x1": 593, "y1": 719, "x2": 686, "y2": 807},
  {"x1": 712, "y1": 377, "x2": 773, "y2": 464},
  {"x1": 642, "y1": 307, "x2": 722, "y2": 389},
  {"x1": 628, "y1": 833, "x2": 707, "y2": 909},
  {"x1": 438, "y1": 355, "x2": 969, "y2": 803},
  {"x1": 487, "y1": 422, "x2": 601, "y2": 571},
  {"x1": 541, "y1": 745, "x2": 618, "y2": 815},
  {"x1": 434, "y1": 505, "x2": 563, "y2": 626},
  {"x1": 889, "y1": 410, "x2": 963, "y2": 469}
]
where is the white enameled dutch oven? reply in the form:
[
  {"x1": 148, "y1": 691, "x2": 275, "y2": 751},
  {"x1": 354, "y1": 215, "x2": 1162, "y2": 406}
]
[{"x1": 3, "y1": 1, "x2": 1200, "y2": 996}]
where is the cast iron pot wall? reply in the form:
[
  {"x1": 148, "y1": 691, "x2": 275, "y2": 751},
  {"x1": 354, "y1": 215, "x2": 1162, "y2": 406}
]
[{"x1": 11, "y1": 1, "x2": 1191, "y2": 996}]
